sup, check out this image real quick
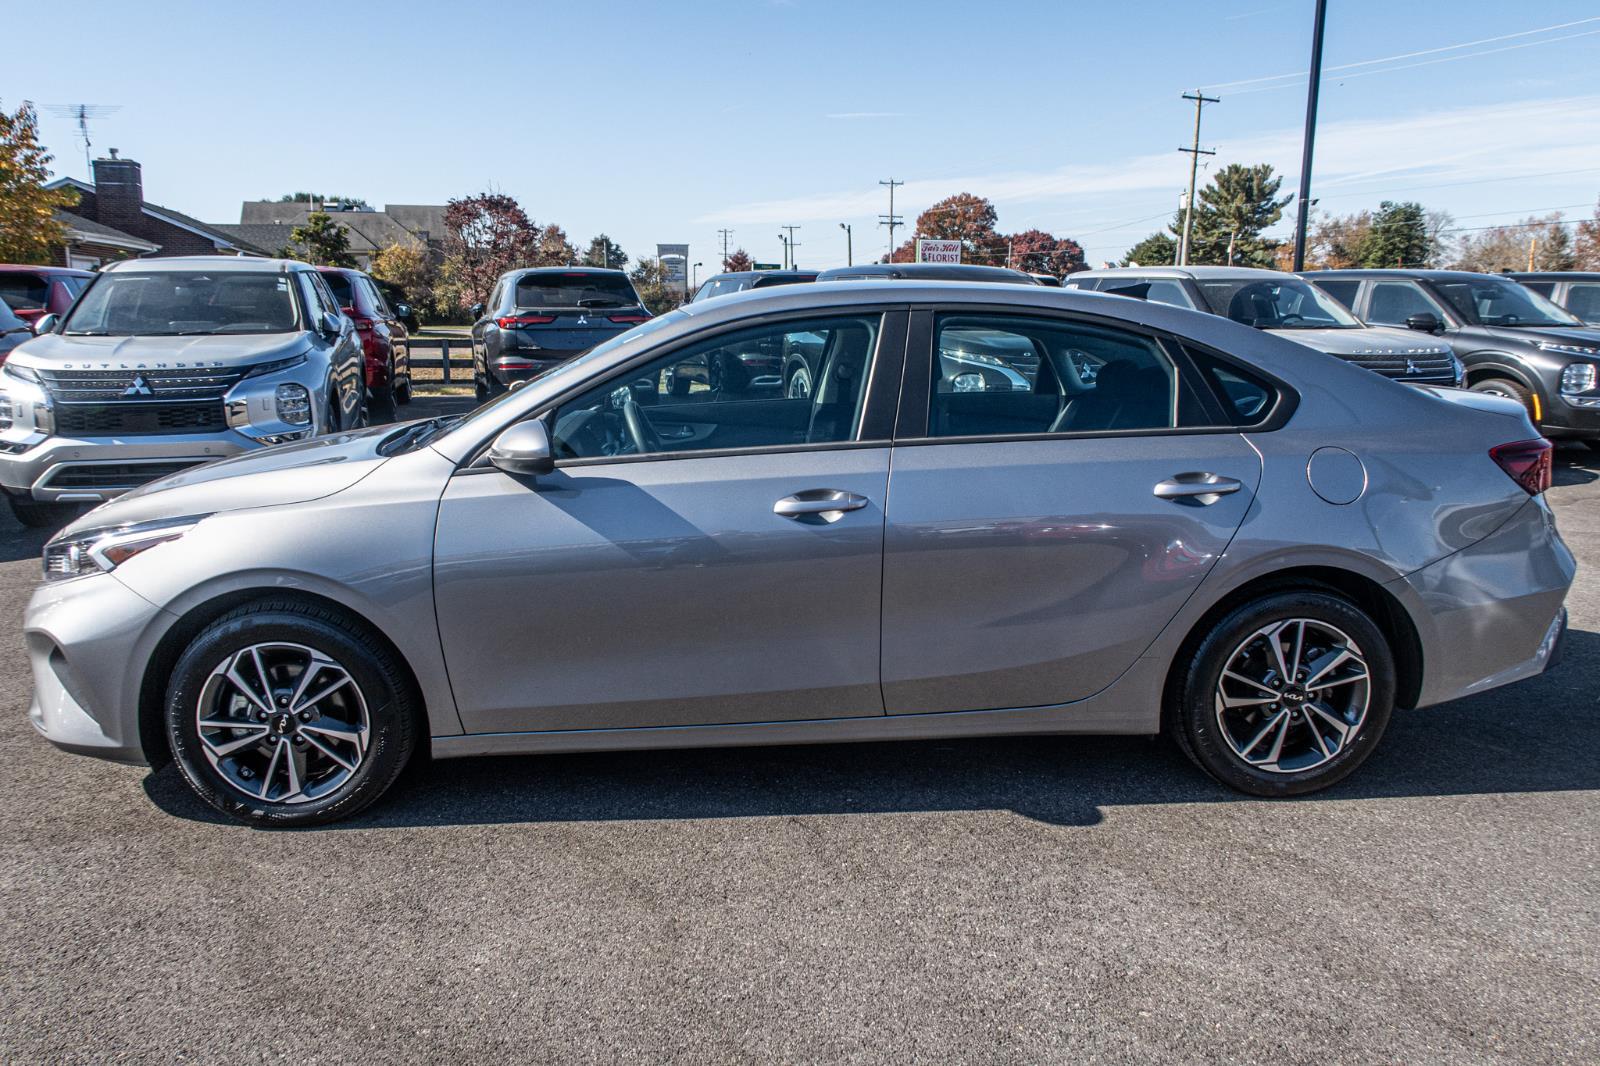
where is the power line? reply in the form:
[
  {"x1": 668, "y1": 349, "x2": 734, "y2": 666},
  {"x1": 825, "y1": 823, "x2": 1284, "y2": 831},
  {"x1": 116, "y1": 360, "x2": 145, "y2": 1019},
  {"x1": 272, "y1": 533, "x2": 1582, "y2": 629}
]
[{"x1": 1200, "y1": 15, "x2": 1600, "y2": 91}]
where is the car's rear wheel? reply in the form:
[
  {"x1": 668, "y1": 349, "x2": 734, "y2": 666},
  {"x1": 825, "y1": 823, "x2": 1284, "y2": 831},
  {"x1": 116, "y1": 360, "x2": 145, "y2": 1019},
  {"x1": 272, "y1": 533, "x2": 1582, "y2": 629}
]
[
  {"x1": 164, "y1": 601, "x2": 417, "y2": 827},
  {"x1": 370, "y1": 360, "x2": 398, "y2": 424},
  {"x1": 1469, "y1": 378, "x2": 1536, "y2": 422},
  {"x1": 786, "y1": 364, "x2": 813, "y2": 400},
  {"x1": 1168, "y1": 590, "x2": 1395, "y2": 796}
]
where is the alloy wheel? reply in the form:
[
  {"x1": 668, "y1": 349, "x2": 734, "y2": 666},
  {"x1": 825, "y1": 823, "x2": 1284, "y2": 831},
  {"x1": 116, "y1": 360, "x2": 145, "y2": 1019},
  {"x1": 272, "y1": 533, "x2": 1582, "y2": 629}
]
[
  {"x1": 195, "y1": 642, "x2": 370, "y2": 805},
  {"x1": 1213, "y1": 618, "x2": 1370, "y2": 774}
]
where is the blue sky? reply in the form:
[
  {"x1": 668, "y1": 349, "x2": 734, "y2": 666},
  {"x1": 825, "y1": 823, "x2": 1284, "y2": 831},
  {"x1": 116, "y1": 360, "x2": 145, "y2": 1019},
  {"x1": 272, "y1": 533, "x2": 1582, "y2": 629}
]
[{"x1": 7, "y1": 0, "x2": 1600, "y2": 272}]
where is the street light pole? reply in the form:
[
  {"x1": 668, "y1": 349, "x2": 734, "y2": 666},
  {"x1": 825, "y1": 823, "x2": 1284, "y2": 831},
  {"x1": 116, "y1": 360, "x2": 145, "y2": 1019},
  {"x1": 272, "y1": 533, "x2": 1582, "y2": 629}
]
[
  {"x1": 1291, "y1": 0, "x2": 1328, "y2": 272},
  {"x1": 840, "y1": 222, "x2": 852, "y2": 266}
]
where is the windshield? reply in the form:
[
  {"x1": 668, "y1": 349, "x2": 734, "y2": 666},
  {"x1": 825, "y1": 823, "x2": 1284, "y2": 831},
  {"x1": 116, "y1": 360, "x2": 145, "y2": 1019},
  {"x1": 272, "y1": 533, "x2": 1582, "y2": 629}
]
[
  {"x1": 514, "y1": 272, "x2": 640, "y2": 309},
  {"x1": 1195, "y1": 277, "x2": 1362, "y2": 329},
  {"x1": 62, "y1": 271, "x2": 300, "y2": 336},
  {"x1": 1433, "y1": 278, "x2": 1583, "y2": 328}
]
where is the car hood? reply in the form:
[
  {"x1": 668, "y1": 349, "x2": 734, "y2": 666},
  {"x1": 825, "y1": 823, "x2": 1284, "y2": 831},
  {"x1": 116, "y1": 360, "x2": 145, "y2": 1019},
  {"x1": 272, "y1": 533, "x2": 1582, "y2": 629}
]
[
  {"x1": 9, "y1": 330, "x2": 311, "y2": 370},
  {"x1": 56, "y1": 423, "x2": 397, "y2": 538},
  {"x1": 1464, "y1": 324, "x2": 1600, "y2": 349},
  {"x1": 1264, "y1": 326, "x2": 1453, "y2": 357}
]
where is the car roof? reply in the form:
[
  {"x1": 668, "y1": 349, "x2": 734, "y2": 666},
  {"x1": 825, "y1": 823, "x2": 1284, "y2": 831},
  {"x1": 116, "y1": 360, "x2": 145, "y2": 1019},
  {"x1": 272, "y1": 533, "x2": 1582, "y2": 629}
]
[
  {"x1": 100, "y1": 255, "x2": 308, "y2": 274},
  {"x1": 1504, "y1": 271, "x2": 1600, "y2": 281},
  {"x1": 502, "y1": 266, "x2": 629, "y2": 278},
  {"x1": 1303, "y1": 268, "x2": 1522, "y2": 282},
  {"x1": 705, "y1": 270, "x2": 817, "y2": 281},
  {"x1": 0, "y1": 264, "x2": 96, "y2": 277},
  {"x1": 814, "y1": 263, "x2": 1038, "y2": 283},
  {"x1": 1073, "y1": 265, "x2": 1290, "y2": 281}
]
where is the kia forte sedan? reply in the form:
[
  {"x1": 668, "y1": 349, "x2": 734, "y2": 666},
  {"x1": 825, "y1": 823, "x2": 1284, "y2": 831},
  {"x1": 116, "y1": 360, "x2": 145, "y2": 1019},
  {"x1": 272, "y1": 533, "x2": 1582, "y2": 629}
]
[{"x1": 26, "y1": 282, "x2": 1572, "y2": 825}]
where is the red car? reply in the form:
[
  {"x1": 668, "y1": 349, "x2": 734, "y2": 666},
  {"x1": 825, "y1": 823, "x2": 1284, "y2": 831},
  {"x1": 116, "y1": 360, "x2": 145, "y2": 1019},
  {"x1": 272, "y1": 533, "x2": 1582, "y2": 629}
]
[
  {"x1": 0, "y1": 265, "x2": 94, "y2": 327},
  {"x1": 316, "y1": 266, "x2": 412, "y2": 421}
]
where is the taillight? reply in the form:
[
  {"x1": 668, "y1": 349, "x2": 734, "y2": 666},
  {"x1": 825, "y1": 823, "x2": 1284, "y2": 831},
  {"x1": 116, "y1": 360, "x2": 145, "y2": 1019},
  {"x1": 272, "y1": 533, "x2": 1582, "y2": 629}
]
[
  {"x1": 1490, "y1": 438, "x2": 1553, "y2": 496},
  {"x1": 496, "y1": 315, "x2": 556, "y2": 328},
  {"x1": 608, "y1": 314, "x2": 651, "y2": 324}
]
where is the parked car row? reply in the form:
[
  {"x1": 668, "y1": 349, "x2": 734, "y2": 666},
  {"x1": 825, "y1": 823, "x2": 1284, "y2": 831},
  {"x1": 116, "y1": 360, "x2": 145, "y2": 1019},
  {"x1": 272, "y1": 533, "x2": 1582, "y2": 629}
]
[{"x1": 26, "y1": 276, "x2": 1572, "y2": 825}]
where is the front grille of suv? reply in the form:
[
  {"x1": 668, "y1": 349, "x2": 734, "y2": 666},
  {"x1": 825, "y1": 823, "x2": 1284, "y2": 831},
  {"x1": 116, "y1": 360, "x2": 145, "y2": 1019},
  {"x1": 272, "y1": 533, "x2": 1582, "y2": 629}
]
[
  {"x1": 54, "y1": 402, "x2": 227, "y2": 436},
  {"x1": 1345, "y1": 351, "x2": 1458, "y2": 384},
  {"x1": 36, "y1": 365, "x2": 246, "y2": 402},
  {"x1": 36, "y1": 365, "x2": 241, "y2": 438},
  {"x1": 43, "y1": 461, "x2": 204, "y2": 491}
]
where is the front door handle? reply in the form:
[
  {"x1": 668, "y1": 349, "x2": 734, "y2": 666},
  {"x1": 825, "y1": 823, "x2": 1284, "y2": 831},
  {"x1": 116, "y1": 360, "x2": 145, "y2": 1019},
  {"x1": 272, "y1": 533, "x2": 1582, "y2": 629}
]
[
  {"x1": 774, "y1": 489, "x2": 870, "y2": 521},
  {"x1": 1153, "y1": 473, "x2": 1243, "y2": 503}
]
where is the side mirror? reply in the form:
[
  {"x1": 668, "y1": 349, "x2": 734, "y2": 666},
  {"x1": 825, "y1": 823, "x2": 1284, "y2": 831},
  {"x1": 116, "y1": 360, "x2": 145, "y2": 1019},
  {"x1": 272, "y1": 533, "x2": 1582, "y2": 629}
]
[
  {"x1": 321, "y1": 311, "x2": 344, "y2": 335},
  {"x1": 470, "y1": 302, "x2": 485, "y2": 318},
  {"x1": 395, "y1": 302, "x2": 412, "y2": 318},
  {"x1": 32, "y1": 313, "x2": 59, "y2": 335},
  {"x1": 487, "y1": 420, "x2": 555, "y2": 477},
  {"x1": 1405, "y1": 312, "x2": 1442, "y2": 333}
]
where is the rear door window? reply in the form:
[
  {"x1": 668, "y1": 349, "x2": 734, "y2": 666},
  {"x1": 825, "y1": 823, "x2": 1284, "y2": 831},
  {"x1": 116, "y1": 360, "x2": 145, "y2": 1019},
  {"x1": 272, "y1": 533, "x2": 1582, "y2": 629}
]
[
  {"x1": 320, "y1": 271, "x2": 355, "y2": 310},
  {"x1": 924, "y1": 313, "x2": 1205, "y2": 438},
  {"x1": 1311, "y1": 279, "x2": 1360, "y2": 310},
  {"x1": 515, "y1": 272, "x2": 639, "y2": 309}
]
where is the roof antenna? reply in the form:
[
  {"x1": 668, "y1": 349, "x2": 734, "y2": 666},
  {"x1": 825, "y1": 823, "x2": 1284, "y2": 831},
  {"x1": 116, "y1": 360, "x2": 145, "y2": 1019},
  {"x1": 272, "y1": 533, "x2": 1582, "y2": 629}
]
[{"x1": 42, "y1": 103, "x2": 123, "y2": 175}]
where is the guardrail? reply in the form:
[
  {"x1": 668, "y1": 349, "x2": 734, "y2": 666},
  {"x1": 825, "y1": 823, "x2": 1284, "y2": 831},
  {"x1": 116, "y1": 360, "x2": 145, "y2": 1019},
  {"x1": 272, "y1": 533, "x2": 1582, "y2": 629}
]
[{"x1": 406, "y1": 337, "x2": 473, "y2": 382}]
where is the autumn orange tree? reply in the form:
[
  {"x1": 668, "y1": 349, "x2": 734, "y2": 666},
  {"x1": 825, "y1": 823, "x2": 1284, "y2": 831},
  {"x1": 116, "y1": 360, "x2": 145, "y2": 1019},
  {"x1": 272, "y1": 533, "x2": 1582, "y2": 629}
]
[
  {"x1": 723, "y1": 248, "x2": 753, "y2": 272},
  {"x1": 0, "y1": 101, "x2": 77, "y2": 264}
]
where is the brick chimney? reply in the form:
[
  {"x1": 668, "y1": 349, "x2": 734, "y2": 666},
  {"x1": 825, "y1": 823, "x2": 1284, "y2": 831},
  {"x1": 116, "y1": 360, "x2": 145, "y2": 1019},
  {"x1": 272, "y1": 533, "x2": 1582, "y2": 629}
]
[{"x1": 91, "y1": 151, "x2": 144, "y2": 232}]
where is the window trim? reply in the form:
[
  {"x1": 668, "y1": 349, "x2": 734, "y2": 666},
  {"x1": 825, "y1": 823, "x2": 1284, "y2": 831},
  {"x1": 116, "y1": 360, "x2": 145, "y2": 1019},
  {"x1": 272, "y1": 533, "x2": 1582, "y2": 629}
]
[
  {"x1": 460, "y1": 306, "x2": 911, "y2": 472},
  {"x1": 894, "y1": 304, "x2": 1289, "y2": 446},
  {"x1": 1361, "y1": 278, "x2": 1458, "y2": 329}
]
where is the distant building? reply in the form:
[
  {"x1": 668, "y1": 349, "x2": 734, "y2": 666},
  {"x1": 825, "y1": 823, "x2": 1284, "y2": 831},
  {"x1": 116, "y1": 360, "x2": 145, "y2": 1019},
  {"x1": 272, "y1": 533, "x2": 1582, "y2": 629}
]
[
  {"x1": 46, "y1": 154, "x2": 272, "y2": 264},
  {"x1": 220, "y1": 200, "x2": 449, "y2": 268}
]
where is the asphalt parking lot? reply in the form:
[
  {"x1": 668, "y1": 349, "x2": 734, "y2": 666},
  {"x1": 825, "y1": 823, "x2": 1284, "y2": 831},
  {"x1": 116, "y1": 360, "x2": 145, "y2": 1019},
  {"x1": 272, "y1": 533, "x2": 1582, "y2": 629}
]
[{"x1": 1, "y1": 425, "x2": 1596, "y2": 1064}]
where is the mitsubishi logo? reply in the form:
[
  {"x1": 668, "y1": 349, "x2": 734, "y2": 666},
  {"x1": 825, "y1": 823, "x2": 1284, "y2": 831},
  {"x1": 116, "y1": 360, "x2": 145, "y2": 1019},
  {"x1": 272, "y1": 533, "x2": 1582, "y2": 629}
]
[
  {"x1": 1405, "y1": 359, "x2": 1419, "y2": 375},
  {"x1": 123, "y1": 374, "x2": 154, "y2": 398}
]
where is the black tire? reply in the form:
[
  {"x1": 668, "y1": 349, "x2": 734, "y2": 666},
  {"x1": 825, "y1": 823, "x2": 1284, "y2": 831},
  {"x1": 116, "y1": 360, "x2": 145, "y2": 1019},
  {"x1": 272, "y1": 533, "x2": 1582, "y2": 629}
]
[
  {"x1": 164, "y1": 599, "x2": 418, "y2": 827},
  {"x1": 1469, "y1": 378, "x2": 1536, "y2": 422},
  {"x1": 369, "y1": 378, "x2": 397, "y2": 425},
  {"x1": 395, "y1": 371, "x2": 412, "y2": 405},
  {"x1": 7, "y1": 494, "x2": 81, "y2": 530},
  {"x1": 1167, "y1": 590, "x2": 1395, "y2": 797}
]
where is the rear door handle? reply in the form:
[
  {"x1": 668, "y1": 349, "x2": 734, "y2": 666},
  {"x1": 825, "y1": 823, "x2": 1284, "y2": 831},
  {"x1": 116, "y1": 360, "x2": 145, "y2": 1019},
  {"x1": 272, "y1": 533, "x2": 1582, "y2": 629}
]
[
  {"x1": 1153, "y1": 473, "x2": 1243, "y2": 503},
  {"x1": 774, "y1": 489, "x2": 870, "y2": 520}
]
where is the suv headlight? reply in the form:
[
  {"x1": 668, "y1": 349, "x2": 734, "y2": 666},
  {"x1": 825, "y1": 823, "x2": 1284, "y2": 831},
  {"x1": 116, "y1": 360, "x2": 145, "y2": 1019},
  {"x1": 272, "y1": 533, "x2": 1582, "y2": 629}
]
[
  {"x1": 275, "y1": 383, "x2": 311, "y2": 425},
  {"x1": 1539, "y1": 341, "x2": 1600, "y2": 357},
  {"x1": 1561, "y1": 362, "x2": 1597, "y2": 394},
  {"x1": 43, "y1": 516, "x2": 207, "y2": 583},
  {"x1": 244, "y1": 354, "x2": 308, "y2": 379}
]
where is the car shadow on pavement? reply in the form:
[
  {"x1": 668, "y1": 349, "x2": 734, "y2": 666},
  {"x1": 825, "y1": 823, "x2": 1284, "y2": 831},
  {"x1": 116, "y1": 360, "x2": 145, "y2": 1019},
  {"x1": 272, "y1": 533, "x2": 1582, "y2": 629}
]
[
  {"x1": 142, "y1": 629, "x2": 1600, "y2": 831},
  {"x1": 1554, "y1": 443, "x2": 1599, "y2": 486}
]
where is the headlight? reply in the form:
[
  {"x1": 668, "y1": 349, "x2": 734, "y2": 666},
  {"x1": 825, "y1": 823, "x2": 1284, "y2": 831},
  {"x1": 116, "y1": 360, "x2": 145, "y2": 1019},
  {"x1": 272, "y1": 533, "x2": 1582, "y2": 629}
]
[
  {"x1": 244, "y1": 354, "x2": 309, "y2": 379},
  {"x1": 275, "y1": 383, "x2": 311, "y2": 425},
  {"x1": 1561, "y1": 363, "x2": 1597, "y2": 394},
  {"x1": 3, "y1": 362, "x2": 41, "y2": 385},
  {"x1": 1538, "y1": 341, "x2": 1600, "y2": 357},
  {"x1": 42, "y1": 516, "x2": 207, "y2": 583}
]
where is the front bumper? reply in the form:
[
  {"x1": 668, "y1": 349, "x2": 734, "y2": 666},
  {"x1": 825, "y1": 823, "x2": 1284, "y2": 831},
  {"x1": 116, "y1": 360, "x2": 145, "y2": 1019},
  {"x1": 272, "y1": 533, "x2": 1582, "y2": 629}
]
[
  {"x1": 1539, "y1": 392, "x2": 1600, "y2": 438},
  {"x1": 26, "y1": 571, "x2": 166, "y2": 765},
  {"x1": 0, "y1": 430, "x2": 254, "y2": 502},
  {"x1": 1400, "y1": 494, "x2": 1575, "y2": 707}
]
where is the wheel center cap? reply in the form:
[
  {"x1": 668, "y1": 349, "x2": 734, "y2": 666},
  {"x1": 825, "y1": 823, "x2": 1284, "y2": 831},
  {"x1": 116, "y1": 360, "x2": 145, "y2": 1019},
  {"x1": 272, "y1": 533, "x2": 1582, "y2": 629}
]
[
  {"x1": 1282, "y1": 688, "x2": 1307, "y2": 705},
  {"x1": 271, "y1": 713, "x2": 295, "y2": 735}
]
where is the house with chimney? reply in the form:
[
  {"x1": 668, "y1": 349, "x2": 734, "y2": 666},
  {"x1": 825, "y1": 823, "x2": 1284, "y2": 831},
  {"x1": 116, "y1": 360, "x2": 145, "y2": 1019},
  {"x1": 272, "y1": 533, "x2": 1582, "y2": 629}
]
[
  {"x1": 218, "y1": 200, "x2": 449, "y2": 269},
  {"x1": 45, "y1": 152, "x2": 272, "y2": 265}
]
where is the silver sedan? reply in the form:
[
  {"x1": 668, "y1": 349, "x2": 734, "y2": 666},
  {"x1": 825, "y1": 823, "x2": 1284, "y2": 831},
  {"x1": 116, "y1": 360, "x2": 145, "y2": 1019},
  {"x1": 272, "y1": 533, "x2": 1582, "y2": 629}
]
[{"x1": 25, "y1": 281, "x2": 1574, "y2": 825}]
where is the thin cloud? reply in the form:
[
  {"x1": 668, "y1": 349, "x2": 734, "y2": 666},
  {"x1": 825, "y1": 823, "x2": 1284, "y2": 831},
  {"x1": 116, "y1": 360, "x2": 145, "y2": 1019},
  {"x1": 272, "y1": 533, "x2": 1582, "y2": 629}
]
[
  {"x1": 824, "y1": 111, "x2": 904, "y2": 120},
  {"x1": 695, "y1": 95, "x2": 1600, "y2": 226}
]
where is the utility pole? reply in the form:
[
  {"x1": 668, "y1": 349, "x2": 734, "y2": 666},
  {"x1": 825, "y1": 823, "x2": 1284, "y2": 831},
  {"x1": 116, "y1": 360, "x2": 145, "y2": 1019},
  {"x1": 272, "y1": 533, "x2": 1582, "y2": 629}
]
[
  {"x1": 839, "y1": 223, "x2": 853, "y2": 266},
  {"x1": 717, "y1": 228, "x2": 734, "y2": 267},
  {"x1": 1528, "y1": 235, "x2": 1538, "y2": 271},
  {"x1": 879, "y1": 178, "x2": 904, "y2": 261},
  {"x1": 781, "y1": 225, "x2": 801, "y2": 269},
  {"x1": 1291, "y1": 0, "x2": 1328, "y2": 271},
  {"x1": 1226, "y1": 229, "x2": 1238, "y2": 266},
  {"x1": 1178, "y1": 91, "x2": 1219, "y2": 266}
]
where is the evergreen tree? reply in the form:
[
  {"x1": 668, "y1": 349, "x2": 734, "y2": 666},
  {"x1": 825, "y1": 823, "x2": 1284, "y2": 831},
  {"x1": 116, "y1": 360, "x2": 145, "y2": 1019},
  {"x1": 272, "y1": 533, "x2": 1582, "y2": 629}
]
[{"x1": 1360, "y1": 201, "x2": 1429, "y2": 268}]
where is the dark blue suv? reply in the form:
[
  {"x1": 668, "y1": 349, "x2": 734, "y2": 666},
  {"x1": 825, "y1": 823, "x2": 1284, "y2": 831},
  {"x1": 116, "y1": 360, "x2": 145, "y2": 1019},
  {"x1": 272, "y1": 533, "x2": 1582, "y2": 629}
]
[{"x1": 470, "y1": 268, "x2": 650, "y2": 400}]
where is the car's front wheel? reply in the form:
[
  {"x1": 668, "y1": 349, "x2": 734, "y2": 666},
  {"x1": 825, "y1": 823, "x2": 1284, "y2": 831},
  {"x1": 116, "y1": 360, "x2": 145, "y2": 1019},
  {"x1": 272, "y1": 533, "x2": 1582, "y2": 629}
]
[
  {"x1": 1168, "y1": 590, "x2": 1395, "y2": 796},
  {"x1": 164, "y1": 600, "x2": 418, "y2": 826},
  {"x1": 1469, "y1": 378, "x2": 1536, "y2": 423}
]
